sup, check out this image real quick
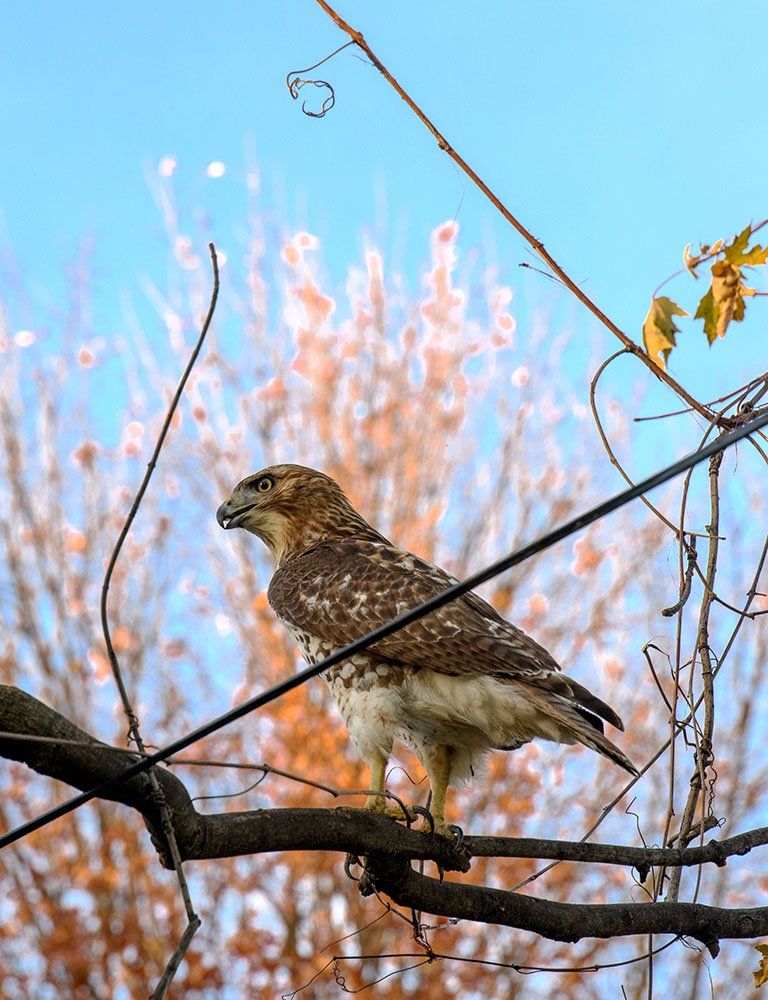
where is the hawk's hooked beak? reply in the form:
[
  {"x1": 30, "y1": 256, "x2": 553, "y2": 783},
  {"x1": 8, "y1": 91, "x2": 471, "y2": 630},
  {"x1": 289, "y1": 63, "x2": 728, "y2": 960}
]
[{"x1": 216, "y1": 500, "x2": 257, "y2": 531}]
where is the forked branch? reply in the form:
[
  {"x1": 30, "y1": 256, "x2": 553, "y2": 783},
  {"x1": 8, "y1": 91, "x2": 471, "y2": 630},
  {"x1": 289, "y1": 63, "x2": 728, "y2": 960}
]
[{"x1": 4, "y1": 683, "x2": 768, "y2": 954}]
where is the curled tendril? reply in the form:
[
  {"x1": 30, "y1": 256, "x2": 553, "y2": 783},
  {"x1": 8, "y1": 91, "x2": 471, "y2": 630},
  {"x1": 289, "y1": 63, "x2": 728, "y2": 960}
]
[
  {"x1": 285, "y1": 41, "x2": 354, "y2": 118},
  {"x1": 290, "y1": 78, "x2": 336, "y2": 118}
]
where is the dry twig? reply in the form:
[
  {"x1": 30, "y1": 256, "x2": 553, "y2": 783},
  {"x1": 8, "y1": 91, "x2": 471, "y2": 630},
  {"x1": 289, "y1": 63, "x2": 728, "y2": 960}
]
[
  {"x1": 99, "y1": 242, "x2": 219, "y2": 998},
  {"x1": 309, "y1": 0, "x2": 722, "y2": 425}
]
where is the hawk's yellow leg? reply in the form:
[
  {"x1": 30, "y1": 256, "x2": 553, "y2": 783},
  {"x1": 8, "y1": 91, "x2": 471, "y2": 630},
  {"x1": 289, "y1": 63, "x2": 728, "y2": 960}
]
[
  {"x1": 424, "y1": 745, "x2": 455, "y2": 838},
  {"x1": 362, "y1": 753, "x2": 388, "y2": 812},
  {"x1": 361, "y1": 752, "x2": 418, "y2": 821}
]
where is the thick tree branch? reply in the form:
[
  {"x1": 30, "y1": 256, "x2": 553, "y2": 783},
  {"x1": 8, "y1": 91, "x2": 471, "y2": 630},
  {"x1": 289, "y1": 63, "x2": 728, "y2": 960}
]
[
  {"x1": 0, "y1": 685, "x2": 465, "y2": 872},
  {"x1": 0, "y1": 686, "x2": 205, "y2": 863},
  {"x1": 362, "y1": 858, "x2": 768, "y2": 954},
  {"x1": 4, "y1": 683, "x2": 768, "y2": 951}
]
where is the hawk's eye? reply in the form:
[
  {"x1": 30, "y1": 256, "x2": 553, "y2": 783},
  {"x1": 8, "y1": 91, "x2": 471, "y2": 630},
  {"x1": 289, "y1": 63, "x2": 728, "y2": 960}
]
[{"x1": 255, "y1": 475, "x2": 275, "y2": 494}]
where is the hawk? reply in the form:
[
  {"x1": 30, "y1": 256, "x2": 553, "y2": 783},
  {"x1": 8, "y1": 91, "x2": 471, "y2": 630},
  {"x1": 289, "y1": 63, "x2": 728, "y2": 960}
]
[{"x1": 217, "y1": 464, "x2": 636, "y2": 836}]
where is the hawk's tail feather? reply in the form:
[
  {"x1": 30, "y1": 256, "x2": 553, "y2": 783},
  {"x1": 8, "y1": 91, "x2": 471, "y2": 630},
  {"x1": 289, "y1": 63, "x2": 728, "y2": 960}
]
[
  {"x1": 578, "y1": 727, "x2": 638, "y2": 777},
  {"x1": 566, "y1": 677, "x2": 625, "y2": 732},
  {"x1": 530, "y1": 685, "x2": 638, "y2": 776}
]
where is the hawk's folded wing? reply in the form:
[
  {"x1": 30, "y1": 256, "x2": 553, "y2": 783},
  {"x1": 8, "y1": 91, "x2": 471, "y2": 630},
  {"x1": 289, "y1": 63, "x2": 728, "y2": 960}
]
[
  {"x1": 268, "y1": 537, "x2": 625, "y2": 733},
  {"x1": 269, "y1": 538, "x2": 559, "y2": 681}
]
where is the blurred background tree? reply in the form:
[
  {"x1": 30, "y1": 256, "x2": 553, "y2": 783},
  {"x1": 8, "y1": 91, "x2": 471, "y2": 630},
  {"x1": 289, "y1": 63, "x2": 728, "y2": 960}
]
[{"x1": 1, "y1": 181, "x2": 767, "y2": 998}]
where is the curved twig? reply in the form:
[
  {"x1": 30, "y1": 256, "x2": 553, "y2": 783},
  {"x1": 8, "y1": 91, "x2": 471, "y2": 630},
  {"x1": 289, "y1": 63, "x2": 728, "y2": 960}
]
[
  {"x1": 589, "y1": 349, "x2": 686, "y2": 537},
  {"x1": 285, "y1": 40, "x2": 354, "y2": 117},
  {"x1": 100, "y1": 243, "x2": 220, "y2": 737},
  {"x1": 661, "y1": 537, "x2": 697, "y2": 617},
  {"x1": 98, "y1": 242, "x2": 219, "y2": 998}
]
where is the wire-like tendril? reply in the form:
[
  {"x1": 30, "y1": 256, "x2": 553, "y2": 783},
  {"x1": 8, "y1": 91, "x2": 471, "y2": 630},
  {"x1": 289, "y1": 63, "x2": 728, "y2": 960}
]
[{"x1": 285, "y1": 41, "x2": 354, "y2": 118}]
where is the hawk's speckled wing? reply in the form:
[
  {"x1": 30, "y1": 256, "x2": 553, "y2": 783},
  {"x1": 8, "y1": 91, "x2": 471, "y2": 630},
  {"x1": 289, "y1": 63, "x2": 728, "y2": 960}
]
[
  {"x1": 268, "y1": 537, "x2": 562, "y2": 682},
  {"x1": 269, "y1": 537, "x2": 625, "y2": 731}
]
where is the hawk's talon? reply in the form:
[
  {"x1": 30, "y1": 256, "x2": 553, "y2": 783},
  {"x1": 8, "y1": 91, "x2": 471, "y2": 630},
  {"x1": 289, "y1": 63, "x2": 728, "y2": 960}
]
[
  {"x1": 344, "y1": 854, "x2": 362, "y2": 881},
  {"x1": 411, "y1": 804, "x2": 434, "y2": 832},
  {"x1": 448, "y1": 824, "x2": 464, "y2": 847},
  {"x1": 410, "y1": 807, "x2": 460, "y2": 842}
]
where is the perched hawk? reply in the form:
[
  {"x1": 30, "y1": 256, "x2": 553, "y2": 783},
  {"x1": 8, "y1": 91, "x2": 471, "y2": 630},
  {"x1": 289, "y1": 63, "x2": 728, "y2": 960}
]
[{"x1": 217, "y1": 464, "x2": 636, "y2": 836}]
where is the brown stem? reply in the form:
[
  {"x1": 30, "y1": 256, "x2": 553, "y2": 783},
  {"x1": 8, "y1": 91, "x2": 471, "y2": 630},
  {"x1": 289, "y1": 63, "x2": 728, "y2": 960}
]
[
  {"x1": 666, "y1": 450, "x2": 722, "y2": 902},
  {"x1": 311, "y1": 0, "x2": 719, "y2": 425}
]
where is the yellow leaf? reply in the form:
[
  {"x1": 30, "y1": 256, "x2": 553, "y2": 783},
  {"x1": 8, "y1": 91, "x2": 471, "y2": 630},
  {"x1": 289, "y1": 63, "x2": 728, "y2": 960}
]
[
  {"x1": 723, "y1": 225, "x2": 768, "y2": 268},
  {"x1": 753, "y1": 943, "x2": 768, "y2": 987},
  {"x1": 694, "y1": 260, "x2": 747, "y2": 343},
  {"x1": 642, "y1": 296, "x2": 689, "y2": 370},
  {"x1": 724, "y1": 225, "x2": 752, "y2": 263}
]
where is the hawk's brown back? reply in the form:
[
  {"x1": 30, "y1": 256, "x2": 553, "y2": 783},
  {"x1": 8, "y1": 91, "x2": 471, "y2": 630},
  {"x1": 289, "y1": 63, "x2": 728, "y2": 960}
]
[{"x1": 268, "y1": 537, "x2": 563, "y2": 681}]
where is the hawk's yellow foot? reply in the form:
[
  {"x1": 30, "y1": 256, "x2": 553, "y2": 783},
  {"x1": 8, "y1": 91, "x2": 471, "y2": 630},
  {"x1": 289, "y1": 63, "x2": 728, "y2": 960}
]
[
  {"x1": 359, "y1": 752, "x2": 419, "y2": 821},
  {"x1": 428, "y1": 817, "x2": 455, "y2": 839},
  {"x1": 422, "y1": 745, "x2": 455, "y2": 839},
  {"x1": 361, "y1": 798, "x2": 420, "y2": 822}
]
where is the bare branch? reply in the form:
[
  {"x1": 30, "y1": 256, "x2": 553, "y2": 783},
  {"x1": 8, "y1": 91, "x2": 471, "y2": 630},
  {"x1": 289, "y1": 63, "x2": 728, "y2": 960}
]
[
  {"x1": 360, "y1": 858, "x2": 764, "y2": 955},
  {"x1": 310, "y1": 0, "x2": 722, "y2": 425}
]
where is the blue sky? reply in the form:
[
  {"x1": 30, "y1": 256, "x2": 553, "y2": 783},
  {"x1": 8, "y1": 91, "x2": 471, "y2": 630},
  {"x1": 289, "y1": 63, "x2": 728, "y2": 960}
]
[
  {"x1": 2, "y1": 6, "x2": 768, "y2": 994},
  {"x1": 1, "y1": 0, "x2": 766, "y2": 415}
]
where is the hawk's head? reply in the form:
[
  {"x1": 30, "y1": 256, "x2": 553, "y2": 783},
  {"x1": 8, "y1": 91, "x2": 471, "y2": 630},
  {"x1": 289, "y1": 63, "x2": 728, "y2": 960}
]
[{"x1": 216, "y1": 464, "x2": 382, "y2": 563}]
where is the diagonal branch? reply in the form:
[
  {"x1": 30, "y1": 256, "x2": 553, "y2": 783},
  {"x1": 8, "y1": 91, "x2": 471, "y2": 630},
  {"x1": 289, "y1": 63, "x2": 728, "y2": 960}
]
[{"x1": 309, "y1": 1, "x2": 719, "y2": 425}]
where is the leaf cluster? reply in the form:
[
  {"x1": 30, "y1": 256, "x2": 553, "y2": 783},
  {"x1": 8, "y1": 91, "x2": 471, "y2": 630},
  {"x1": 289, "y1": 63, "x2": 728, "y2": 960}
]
[{"x1": 642, "y1": 224, "x2": 768, "y2": 370}]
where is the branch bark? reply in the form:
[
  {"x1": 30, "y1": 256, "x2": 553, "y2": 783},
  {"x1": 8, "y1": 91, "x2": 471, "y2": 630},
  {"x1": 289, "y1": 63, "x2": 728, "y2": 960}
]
[
  {"x1": 361, "y1": 858, "x2": 765, "y2": 955},
  {"x1": 4, "y1": 683, "x2": 768, "y2": 952}
]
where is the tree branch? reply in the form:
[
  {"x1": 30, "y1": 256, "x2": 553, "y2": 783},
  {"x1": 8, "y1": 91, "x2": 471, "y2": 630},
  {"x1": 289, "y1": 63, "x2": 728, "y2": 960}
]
[
  {"x1": 5, "y1": 683, "x2": 768, "y2": 952},
  {"x1": 361, "y1": 858, "x2": 768, "y2": 955},
  {"x1": 309, "y1": 0, "x2": 721, "y2": 426}
]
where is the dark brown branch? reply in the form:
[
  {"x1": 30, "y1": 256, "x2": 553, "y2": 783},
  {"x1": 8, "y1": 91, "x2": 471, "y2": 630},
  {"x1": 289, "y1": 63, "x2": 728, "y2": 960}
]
[
  {"x1": 0, "y1": 685, "x2": 204, "y2": 860},
  {"x1": 0, "y1": 685, "x2": 465, "y2": 873},
  {"x1": 361, "y1": 858, "x2": 768, "y2": 954},
  {"x1": 5, "y1": 683, "x2": 768, "y2": 951}
]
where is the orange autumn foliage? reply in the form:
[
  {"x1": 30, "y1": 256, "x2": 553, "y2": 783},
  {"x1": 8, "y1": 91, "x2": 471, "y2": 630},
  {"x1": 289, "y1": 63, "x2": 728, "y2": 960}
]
[{"x1": 0, "y1": 210, "x2": 766, "y2": 1000}]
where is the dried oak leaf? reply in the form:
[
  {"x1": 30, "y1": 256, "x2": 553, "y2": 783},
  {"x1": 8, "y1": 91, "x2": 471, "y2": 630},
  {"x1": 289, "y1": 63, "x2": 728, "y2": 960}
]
[
  {"x1": 642, "y1": 295, "x2": 689, "y2": 370},
  {"x1": 694, "y1": 261, "x2": 745, "y2": 343},
  {"x1": 695, "y1": 226, "x2": 768, "y2": 343}
]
